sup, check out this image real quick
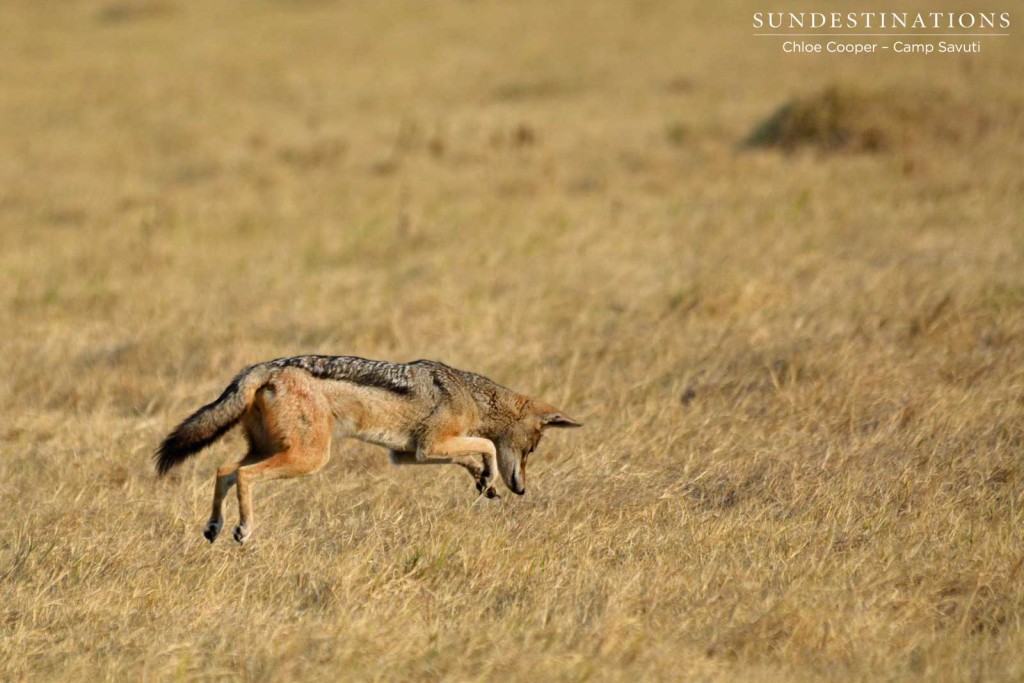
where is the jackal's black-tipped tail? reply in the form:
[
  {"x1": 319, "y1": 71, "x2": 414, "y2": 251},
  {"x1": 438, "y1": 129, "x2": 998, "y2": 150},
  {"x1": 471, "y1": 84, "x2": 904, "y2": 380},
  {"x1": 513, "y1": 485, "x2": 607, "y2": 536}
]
[{"x1": 154, "y1": 364, "x2": 273, "y2": 476}]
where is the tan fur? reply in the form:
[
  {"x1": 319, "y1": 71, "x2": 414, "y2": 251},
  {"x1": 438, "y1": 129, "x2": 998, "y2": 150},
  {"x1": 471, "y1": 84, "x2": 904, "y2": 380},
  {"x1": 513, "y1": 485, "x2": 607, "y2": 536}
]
[{"x1": 155, "y1": 356, "x2": 582, "y2": 544}]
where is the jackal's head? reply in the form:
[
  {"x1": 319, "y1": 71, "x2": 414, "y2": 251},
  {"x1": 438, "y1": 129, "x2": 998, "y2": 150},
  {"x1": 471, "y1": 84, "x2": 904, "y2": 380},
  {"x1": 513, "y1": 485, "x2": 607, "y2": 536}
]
[{"x1": 496, "y1": 401, "x2": 582, "y2": 495}]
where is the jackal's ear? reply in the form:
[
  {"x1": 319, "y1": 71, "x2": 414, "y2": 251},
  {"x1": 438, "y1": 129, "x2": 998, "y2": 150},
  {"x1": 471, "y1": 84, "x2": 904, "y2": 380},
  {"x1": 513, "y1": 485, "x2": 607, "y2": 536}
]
[{"x1": 540, "y1": 412, "x2": 583, "y2": 429}]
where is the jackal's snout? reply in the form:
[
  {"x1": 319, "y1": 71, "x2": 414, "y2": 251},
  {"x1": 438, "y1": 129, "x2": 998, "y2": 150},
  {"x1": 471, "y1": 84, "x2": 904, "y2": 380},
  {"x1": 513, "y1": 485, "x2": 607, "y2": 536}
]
[{"x1": 510, "y1": 476, "x2": 526, "y2": 496}]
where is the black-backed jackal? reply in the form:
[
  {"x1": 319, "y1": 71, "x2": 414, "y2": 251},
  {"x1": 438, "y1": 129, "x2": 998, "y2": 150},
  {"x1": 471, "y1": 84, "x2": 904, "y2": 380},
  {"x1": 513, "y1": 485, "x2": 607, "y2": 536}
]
[{"x1": 155, "y1": 356, "x2": 582, "y2": 544}]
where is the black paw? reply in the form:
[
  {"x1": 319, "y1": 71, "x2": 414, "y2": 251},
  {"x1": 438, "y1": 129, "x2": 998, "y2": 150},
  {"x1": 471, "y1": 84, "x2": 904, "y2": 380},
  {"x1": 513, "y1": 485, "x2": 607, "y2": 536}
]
[
  {"x1": 203, "y1": 521, "x2": 221, "y2": 543},
  {"x1": 476, "y1": 481, "x2": 501, "y2": 499}
]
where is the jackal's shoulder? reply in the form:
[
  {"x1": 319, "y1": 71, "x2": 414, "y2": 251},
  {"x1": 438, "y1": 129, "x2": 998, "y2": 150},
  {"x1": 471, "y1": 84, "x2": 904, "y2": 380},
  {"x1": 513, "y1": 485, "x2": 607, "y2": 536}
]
[{"x1": 405, "y1": 358, "x2": 485, "y2": 397}]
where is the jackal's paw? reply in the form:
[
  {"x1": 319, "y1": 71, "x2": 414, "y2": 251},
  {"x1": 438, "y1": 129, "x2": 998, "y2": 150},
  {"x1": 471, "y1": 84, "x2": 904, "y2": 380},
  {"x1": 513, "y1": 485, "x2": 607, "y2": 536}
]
[
  {"x1": 232, "y1": 524, "x2": 251, "y2": 545},
  {"x1": 476, "y1": 481, "x2": 501, "y2": 499},
  {"x1": 203, "y1": 520, "x2": 222, "y2": 543}
]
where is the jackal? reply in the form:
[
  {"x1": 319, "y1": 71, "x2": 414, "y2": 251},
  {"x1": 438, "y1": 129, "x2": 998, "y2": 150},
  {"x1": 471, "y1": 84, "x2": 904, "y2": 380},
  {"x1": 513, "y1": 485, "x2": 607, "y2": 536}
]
[{"x1": 155, "y1": 355, "x2": 582, "y2": 544}]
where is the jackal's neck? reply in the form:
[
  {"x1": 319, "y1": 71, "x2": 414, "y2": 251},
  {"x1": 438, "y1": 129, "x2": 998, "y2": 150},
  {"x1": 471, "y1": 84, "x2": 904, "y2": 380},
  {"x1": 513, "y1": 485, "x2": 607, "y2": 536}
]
[{"x1": 466, "y1": 378, "x2": 529, "y2": 438}]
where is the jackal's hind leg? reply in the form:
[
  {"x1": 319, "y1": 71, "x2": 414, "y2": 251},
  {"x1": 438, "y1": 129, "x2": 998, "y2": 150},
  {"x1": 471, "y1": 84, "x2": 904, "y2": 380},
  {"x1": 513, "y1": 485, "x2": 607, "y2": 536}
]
[
  {"x1": 228, "y1": 368, "x2": 332, "y2": 544},
  {"x1": 205, "y1": 462, "x2": 240, "y2": 542},
  {"x1": 233, "y1": 443, "x2": 330, "y2": 544}
]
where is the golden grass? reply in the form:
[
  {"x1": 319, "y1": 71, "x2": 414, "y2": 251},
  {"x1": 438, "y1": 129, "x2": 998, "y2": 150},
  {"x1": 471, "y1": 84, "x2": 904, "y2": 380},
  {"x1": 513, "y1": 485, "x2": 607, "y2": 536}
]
[{"x1": 2, "y1": 0, "x2": 1023, "y2": 679}]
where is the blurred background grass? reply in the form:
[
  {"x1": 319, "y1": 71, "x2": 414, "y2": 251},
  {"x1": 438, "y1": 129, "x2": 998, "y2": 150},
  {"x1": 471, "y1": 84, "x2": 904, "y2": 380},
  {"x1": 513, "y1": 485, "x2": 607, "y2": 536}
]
[{"x1": 1, "y1": 0, "x2": 1023, "y2": 680}]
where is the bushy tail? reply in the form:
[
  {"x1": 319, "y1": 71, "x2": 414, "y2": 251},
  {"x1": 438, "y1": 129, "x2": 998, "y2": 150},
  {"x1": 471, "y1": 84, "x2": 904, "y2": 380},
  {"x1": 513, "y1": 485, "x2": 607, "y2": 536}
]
[{"x1": 154, "y1": 364, "x2": 274, "y2": 476}]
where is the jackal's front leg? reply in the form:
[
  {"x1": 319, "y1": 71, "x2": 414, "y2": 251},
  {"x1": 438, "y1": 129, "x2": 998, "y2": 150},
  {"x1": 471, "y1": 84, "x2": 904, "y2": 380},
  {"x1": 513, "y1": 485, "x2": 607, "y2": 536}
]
[
  {"x1": 417, "y1": 436, "x2": 501, "y2": 499},
  {"x1": 390, "y1": 449, "x2": 497, "y2": 497}
]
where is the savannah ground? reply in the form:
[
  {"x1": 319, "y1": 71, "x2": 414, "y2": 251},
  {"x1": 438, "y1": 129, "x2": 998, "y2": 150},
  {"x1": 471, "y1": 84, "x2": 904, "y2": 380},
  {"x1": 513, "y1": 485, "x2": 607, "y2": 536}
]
[{"x1": 1, "y1": 0, "x2": 1023, "y2": 680}]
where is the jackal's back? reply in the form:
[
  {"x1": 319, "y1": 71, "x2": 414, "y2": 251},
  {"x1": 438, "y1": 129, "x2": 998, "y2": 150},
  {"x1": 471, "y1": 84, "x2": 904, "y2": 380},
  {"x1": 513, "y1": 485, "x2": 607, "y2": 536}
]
[{"x1": 266, "y1": 355, "x2": 418, "y2": 395}]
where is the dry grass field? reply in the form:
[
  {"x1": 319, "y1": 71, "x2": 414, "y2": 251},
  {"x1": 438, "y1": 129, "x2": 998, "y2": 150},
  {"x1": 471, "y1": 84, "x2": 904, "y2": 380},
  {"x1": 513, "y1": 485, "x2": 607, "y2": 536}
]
[{"x1": 2, "y1": 0, "x2": 1023, "y2": 680}]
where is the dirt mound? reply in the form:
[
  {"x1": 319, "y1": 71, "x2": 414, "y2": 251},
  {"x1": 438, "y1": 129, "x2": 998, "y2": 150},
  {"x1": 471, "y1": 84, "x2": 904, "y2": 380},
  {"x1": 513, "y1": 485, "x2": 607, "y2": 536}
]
[{"x1": 743, "y1": 86, "x2": 1010, "y2": 153}]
